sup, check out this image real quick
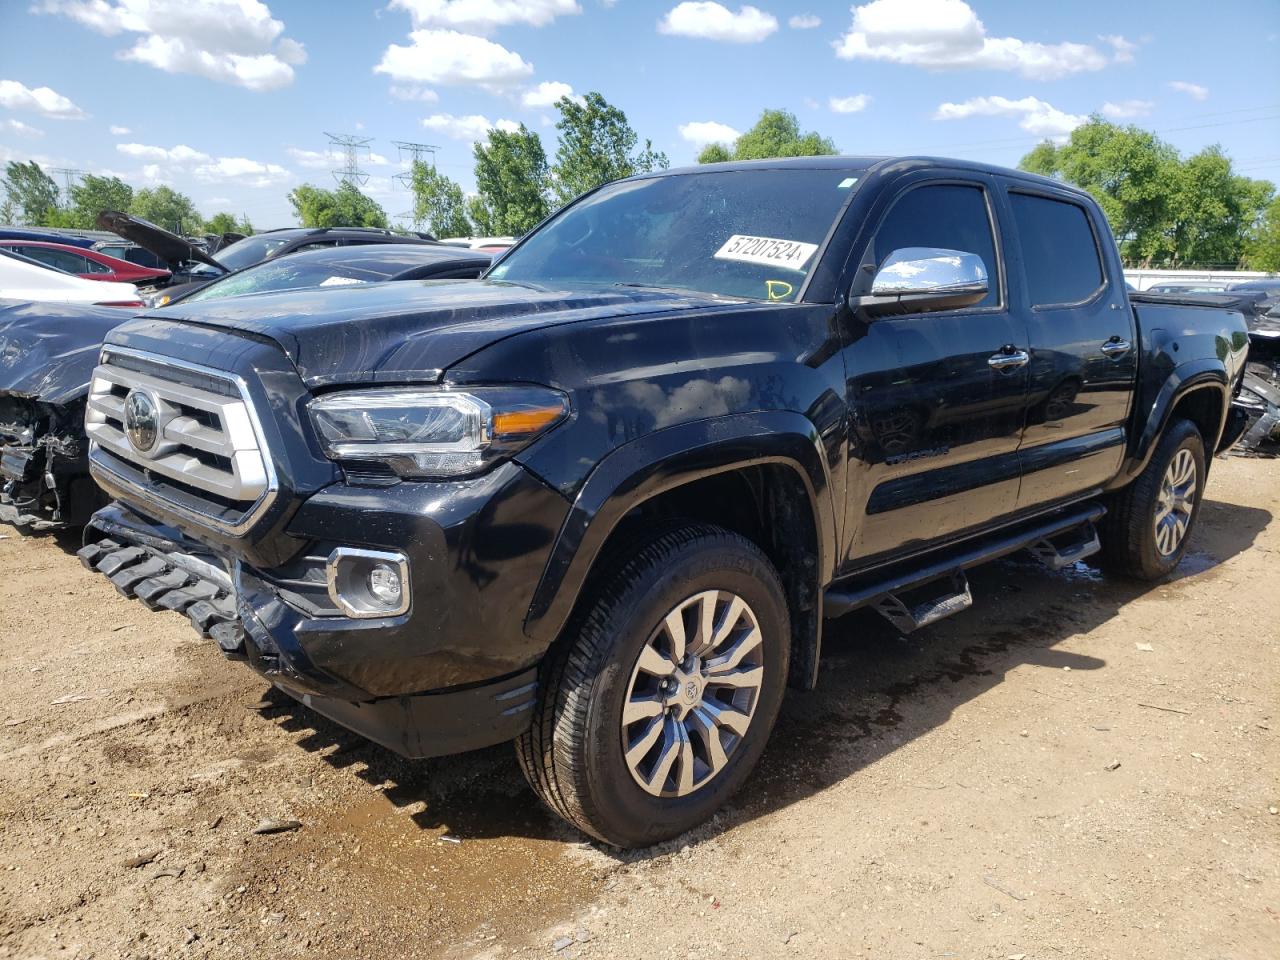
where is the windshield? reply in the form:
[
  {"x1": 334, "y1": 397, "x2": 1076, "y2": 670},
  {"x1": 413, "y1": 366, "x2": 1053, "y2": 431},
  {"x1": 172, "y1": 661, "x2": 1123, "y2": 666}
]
[
  {"x1": 488, "y1": 168, "x2": 861, "y2": 302},
  {"x1": 183, "y1": 258, "x2": 387, "y2": 303},
  {"x1": 213, "y1": 234, "x2": 291, "y2": 271}
]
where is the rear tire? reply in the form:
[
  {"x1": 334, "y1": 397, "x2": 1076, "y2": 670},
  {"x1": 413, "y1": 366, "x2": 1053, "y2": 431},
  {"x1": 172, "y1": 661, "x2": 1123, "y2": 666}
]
[
  {"x1": 516, "y1": 523, "x2": 789, "y2": 848},
  {"x1": 1099, "y1": 418, "x2": 1206, "y2": 580}
]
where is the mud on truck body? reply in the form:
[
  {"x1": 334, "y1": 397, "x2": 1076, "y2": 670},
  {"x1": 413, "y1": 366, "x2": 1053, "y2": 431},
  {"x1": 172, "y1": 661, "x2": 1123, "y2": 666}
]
[{"x1": 77, "y1": 157, "x2": 1250, "y2": 847}]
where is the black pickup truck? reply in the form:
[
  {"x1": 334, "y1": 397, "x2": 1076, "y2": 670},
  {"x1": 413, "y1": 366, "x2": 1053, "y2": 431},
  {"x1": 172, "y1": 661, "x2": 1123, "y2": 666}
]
[{"x1": 78, "y1": 157, "x2": 1249, "y2": 847}]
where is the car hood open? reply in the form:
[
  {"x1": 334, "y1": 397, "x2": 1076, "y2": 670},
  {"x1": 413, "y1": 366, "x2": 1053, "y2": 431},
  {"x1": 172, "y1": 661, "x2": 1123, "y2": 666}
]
[{"x1": 96, "y1": 210, "x2": 225, "y2": 273}]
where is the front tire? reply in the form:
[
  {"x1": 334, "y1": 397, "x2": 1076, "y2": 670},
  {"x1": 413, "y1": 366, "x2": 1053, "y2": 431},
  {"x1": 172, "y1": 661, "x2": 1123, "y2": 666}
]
[
  {"x1": 1100, "y1": 417, "x2": 1206, "y2": 580},
  {"x1": 516, "y1": 523, "x2": 789, "y2": 848}
]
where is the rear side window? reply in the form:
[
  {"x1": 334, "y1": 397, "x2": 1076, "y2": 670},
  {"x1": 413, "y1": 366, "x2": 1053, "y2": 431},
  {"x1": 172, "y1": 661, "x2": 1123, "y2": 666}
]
[
  {"x1": 1010, "y1": 193, "x2": 1103, "y2": 306},
  {"x1": 872, "y1": 183, "x2": 1000, "y2": 309}
]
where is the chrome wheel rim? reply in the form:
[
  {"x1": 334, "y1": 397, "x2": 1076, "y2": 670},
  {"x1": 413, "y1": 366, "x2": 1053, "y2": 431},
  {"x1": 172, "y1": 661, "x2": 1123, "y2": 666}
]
[
  {"x1": 1154, "y1": 448, "x2": 1197, "y2": 556},
  {"x1": 620, "y1": 590, "x2": 764, "y2": 798}
]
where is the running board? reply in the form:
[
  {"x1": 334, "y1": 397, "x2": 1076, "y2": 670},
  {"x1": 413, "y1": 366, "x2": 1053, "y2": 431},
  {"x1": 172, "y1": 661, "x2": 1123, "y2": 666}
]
[
  {"x1": 872, "y1": 570, "x2": 973, "y2": 634},
  {"x1": 1027, "y1": 521, "x2": 1101, "y2": 571},
  {"x1": 824, "y1": 502, "x2": 1107, "y2": 622}
]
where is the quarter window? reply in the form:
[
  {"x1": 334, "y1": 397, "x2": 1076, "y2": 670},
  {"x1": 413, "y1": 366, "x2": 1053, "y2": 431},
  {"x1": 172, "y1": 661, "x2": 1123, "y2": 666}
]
[
  {"x1": 873, "y1": 183, "x2": 1001, "y2": 309},
  {"x1": 1010, "y1": 193, "x2": 1103, "y2": 307}
]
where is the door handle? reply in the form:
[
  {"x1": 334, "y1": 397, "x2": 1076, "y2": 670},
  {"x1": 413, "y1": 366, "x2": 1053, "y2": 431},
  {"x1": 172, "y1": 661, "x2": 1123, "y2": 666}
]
[
  {"x1": 988, "y1": 347, "x2": 1030, "y2": 371},
  {"x1": 1100, "y1": 336, "x2": 1132, "y2": 358}
]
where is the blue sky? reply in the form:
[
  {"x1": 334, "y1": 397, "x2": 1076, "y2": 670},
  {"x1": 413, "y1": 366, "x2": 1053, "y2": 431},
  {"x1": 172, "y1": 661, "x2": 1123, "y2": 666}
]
[{"x1": 1, "y1": 0, "x2": 1277, "y2": 229}]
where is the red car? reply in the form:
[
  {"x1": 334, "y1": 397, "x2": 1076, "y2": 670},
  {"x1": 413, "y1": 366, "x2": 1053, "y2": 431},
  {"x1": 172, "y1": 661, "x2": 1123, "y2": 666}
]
[{"x1": 0, "y1": 240, "x2": 171, "y2": 285}]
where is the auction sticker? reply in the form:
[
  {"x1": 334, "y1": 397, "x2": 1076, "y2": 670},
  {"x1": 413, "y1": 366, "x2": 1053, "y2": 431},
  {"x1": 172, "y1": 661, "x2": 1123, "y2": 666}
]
[{"x1": 714, "y1": 234, "x2": 818, "y2": 271}]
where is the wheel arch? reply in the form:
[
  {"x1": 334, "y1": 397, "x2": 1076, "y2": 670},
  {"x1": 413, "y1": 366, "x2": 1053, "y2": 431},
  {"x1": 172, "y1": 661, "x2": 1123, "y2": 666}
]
[
  {"x1": 1112, "y1": 362, "x2": 1229, "y2": 488},
  {"x1": 523, "y1": 411, "x2": 838, "y2": 691}
]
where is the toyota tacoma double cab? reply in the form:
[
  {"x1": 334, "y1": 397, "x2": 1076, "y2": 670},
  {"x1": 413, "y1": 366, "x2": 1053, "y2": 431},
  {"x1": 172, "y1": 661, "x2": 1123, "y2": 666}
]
[{"x1": 78, "y1": 157, "x2": 1249, "y2": 847}]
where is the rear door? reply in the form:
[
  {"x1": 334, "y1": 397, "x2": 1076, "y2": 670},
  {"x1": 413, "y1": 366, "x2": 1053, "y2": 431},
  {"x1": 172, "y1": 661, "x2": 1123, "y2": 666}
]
[
  {"x1": 1002, "y1": 186, "x2": 1137, "y2": 508},
  {"x1": 842, "y1": 173, "x2": 1031, "y2": 566}
]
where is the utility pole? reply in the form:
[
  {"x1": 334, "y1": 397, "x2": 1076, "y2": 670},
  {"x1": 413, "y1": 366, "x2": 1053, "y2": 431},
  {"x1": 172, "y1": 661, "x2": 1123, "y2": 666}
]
[
  {"x1": 391, "y1": 140, "x2": 438, "y2": 231},
  {"x1": 324, "y1": 132, "x2": 373, "y2": 187},
  {"x1": 50, "y1": 167, "x2": 85, "y2": 206}
]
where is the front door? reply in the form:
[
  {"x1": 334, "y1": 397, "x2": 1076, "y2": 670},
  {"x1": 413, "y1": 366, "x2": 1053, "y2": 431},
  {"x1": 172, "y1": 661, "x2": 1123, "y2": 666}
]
[
  {"x1": 842, "y1": 176, "x2": 1031, "y2": 568},
  {"x1": 1001, "y1": 187, "x2": 1138, "y2": 509}
]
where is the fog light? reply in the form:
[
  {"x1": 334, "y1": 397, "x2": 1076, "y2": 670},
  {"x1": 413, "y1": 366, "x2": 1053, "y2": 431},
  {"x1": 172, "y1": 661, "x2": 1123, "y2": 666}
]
[
  {"x1": 367, "y1": 562, "x2": 402, "y2": 605},
  {"x1": 326, "y1": 548, "x2": 411, "y2": 618}
]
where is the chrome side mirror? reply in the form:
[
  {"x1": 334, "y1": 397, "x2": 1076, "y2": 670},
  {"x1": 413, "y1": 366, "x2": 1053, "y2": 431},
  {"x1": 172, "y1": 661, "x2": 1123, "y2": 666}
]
[{"x1": 852, "y1": 247, "x2": 990, "y2": 317}]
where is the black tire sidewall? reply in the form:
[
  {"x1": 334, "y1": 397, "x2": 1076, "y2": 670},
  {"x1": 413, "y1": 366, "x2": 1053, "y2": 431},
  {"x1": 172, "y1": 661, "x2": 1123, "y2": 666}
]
[
  {"x1": 1134, "y1": 422, "x2": 1206, "y2": 577},
  {"x1": 576, "y1": 535, "x2": 789, "y2": 847}
]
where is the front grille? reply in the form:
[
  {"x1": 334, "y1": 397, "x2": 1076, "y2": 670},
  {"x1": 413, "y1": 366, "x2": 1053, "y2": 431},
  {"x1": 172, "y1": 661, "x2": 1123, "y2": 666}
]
[{"x1": 85, "y1": 347, "x2": 276, "y2": 533}]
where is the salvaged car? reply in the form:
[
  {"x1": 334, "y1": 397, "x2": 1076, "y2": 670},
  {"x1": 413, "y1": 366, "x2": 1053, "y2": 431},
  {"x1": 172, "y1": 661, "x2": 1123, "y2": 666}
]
[
  {"x1": 78, "y1": 157, "x2": 1249, "y2": 847},
  {"x1": 0, "y1": 249, "x2": 143, "y2": 307},
  {"x1": 0, "y1": 244, "x2": 492, "y2": 531},
  {"x1": 0, "y1": 240, "x2": 171, "y2": 286},
  {"x1": 1235, "y1": 298, "x2": 1280, "y2": 453}
]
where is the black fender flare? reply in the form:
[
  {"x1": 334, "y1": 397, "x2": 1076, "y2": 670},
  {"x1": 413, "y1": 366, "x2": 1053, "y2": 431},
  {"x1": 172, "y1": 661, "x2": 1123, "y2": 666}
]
[
  {"x1": 522, "y1": 411, "x2": 838, "y2": 661},
  {"x1": 1113, "y1": 361, "x2": 1229, "y2": 486}
]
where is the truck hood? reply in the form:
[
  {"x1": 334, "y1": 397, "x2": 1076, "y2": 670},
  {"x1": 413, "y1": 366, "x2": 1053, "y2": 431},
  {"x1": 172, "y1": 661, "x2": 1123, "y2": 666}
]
[
  {"x1": 148, "y1": 279, "x2": 748, "y2": 387},
  {"x1": 96, "y1": 210, "x2": 225, "y2": 273},
  {"x1": 0, "y1": 299, "x2": 125, "y2": 404}
]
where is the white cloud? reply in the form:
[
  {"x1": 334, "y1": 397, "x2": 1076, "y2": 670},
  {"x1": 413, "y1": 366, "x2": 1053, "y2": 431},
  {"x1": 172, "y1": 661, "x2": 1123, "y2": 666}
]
[
  {"x1": 287, "y1": 147, "x2": 331, "y2": 169},
  {"x1": 389, "y1": 85, "x2": 439, "y2": 102},
  {"x1": 2, "y1": 119, "x2": 44, "y2": 138},
  {"x1": 421, "y1": 113, "x2": 519, "y2": 142},
  {"x1": 834, "y1": 0, "x2": 1110, "y2": 81},
  {"x1": 789, "y1": 14, "x2": 820, "y2": 29},
  {"x1": 375, "y1": 30, "x2": 534, "y2": 90},
  {"x1": 0, "y1": 79, "x2": 86, "y2": 118},
  {"x1": 829, "y1": 94, "x2": 871, "y2": 114},
  {"x1": 658, "y1": 3, "x2": 778, "y2": 43},
  {"x1": 109, "y1": 124, "x2": 131, "y2": 135},
  {"x1": 678, "y1": 120, "x2": 741, "y2": 146},
  {"x1": 1168, "y1": 80, "x2": 1208, "y2": 101},
  {"x1": 116, "y1": 141, "x2": 290, "y2": 187},
  {"x1": 32, "y1": 0, "x2": 306, "y2": 91},
  {"x1": 1101, "y1": 99, "x2": 1153, "y2": 120},
  {"x1": 1100, "y1": 34, "x2": 1136, "y2": 63},
  {"x1": 522, "y1": 80, "x2": 581, "y2": 108},
  {"x1": 934, "y1": 95, "x2": 1086, "y2": 138},
  {"x1": 389, "y1": 0, "x2": 581, "y2": 33}
]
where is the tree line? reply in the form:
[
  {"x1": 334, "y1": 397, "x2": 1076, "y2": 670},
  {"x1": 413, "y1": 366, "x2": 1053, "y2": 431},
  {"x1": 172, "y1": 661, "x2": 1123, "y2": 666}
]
[
  {"x1": 3, "y1": 96, "x2": 1275, "y2": 271},
  {"x1": 1, "y1": 162, "x2": 252, "y2": 237}
]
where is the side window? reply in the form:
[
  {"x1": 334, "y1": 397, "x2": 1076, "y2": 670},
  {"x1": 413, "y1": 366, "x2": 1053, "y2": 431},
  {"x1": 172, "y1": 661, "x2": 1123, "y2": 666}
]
[
  {"x1": 82, "y1": 257, "x2": 111, "y2": 274},
  {"x1": 291, "y1": 241, "x2": 339, "y2": 253},
  {"x1": 1010, "y1": 193, "x2": 1103, "y2": 307},
  {"x1": 872, "y1": 183, "x2": 1000, "y2": 309}
]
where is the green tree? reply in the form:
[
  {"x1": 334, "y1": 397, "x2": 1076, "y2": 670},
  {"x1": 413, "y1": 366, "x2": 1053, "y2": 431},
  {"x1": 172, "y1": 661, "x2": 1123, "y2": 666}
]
[
  {"x1": 409, "y1": 161, "x2": 472, "y2": 238},
  {"x1": 3, "y1": 161, "x2": 59, "y2": 224},
  {"x1": 466, "y1": 195, "x2": 493, "y2": 236},
  {"x1": 68, "y1": 174, "x2": 134, "y2": 228},
  {"x1": 129, "y1": 186, "x2": 201, "y2": 234},
  {"x1": 1246, "y1": 196, "x2": 1280, "y2": 271},
  {"x1": 698, "y1": 109, "x2": 836, "y2": 164},
  {"x1": 288, "y1": 181, "x2": 388, "y2": 228},
  {"x1": 551, "y1": 91, "x2": 668, "y2": 204},
  {"x1": 1019, "y1": 118, "x2": 1274, "y2": 267},
  {"x1": 472, "y1": 124, "x2": 550, "y2": 235},
  {"x1": 202, "y1": 211, "x2": 253, "y2": 235}
]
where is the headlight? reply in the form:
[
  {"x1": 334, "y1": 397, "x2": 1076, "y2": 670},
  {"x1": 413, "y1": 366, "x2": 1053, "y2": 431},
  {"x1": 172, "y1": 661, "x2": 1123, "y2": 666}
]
[{"x1": 308, "y1": 385, "x2": 569, "y2": 478}]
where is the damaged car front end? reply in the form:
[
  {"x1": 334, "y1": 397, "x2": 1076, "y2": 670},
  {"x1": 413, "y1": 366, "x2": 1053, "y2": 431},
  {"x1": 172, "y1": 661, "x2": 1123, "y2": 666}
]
[
  {"x1": 0, "y1": 300, "x2": 123, "y2": 529},
  {"x1": 1234, "y1": 306, "x2": 1280, "y2": 456}
]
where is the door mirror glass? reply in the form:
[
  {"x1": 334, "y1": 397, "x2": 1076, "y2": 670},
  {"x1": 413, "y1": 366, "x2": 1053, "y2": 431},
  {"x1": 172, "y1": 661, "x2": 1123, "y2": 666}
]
[{"x1": 855, "y1": 247, "x2": 990, "y2": 317}]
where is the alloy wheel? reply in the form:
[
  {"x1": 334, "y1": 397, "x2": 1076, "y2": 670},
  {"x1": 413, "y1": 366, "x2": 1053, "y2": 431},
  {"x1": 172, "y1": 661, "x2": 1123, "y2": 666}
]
[{"x1": 1153, "y1": 447, "x2": 1197, "y2": 556}]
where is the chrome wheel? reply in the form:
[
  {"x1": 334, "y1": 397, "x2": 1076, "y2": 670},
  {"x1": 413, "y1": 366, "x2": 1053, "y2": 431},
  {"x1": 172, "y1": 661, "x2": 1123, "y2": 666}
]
[
  {"x1": 620, "y1": 590, "x2": 765, "y2": 798},
  {"x1": 1154, "y1": 447, "x2": 1197, "y2": 556}
]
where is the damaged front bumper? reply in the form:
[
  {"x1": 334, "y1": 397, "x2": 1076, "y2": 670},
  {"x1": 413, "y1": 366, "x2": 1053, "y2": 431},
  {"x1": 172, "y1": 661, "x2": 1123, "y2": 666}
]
[{"x1": 0, "y1": 396, "x2": 103, "y2": 530}]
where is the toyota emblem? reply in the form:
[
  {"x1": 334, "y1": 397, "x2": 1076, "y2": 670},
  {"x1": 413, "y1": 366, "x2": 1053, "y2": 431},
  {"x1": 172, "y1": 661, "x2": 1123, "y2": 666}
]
[{"x1": 124, "y1": 389, "x2": 160, "y2": 453}]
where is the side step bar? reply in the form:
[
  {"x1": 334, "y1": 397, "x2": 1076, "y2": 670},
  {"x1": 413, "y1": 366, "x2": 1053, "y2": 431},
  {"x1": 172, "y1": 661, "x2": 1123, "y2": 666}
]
[{"x1": 824, "y1": 503, "x2": 1106, "y2": 629}]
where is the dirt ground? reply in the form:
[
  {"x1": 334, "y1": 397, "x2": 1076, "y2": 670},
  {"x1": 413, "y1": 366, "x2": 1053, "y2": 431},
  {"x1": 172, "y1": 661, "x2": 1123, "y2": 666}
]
[{"x1": 0, "y1": 456, "x2": 1277, "y2": 960}]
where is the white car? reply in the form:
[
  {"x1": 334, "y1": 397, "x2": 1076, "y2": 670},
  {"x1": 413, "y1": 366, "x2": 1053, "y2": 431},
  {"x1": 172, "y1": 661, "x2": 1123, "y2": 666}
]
[{"x1": 0, "y1": 249, "x2": 143, "y2": 306}]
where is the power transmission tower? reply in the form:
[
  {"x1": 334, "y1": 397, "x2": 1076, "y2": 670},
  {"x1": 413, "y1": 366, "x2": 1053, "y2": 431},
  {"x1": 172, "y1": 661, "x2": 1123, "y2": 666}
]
[
  {"x1": 50, "y1": 167, "x2": 85, "y2": 205},
  {"x1": 391, "y1": 141, "x2": 438, "y2": 230},
  {"x1": 324, "y1": 132, "x2": 373, "y2": 187}
]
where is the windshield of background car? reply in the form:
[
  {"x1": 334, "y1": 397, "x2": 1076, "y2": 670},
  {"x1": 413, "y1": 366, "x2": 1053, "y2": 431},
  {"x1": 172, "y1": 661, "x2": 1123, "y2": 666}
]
[
  {"x1": 487, "y1": 169, "x2": 862, "y2": 302},
  {"x1": 183, "y1": 259, "x2": 389, "y2": 302},
  {"x1": 213, "y1": 235, "x2": 291, "y2": 271}
]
